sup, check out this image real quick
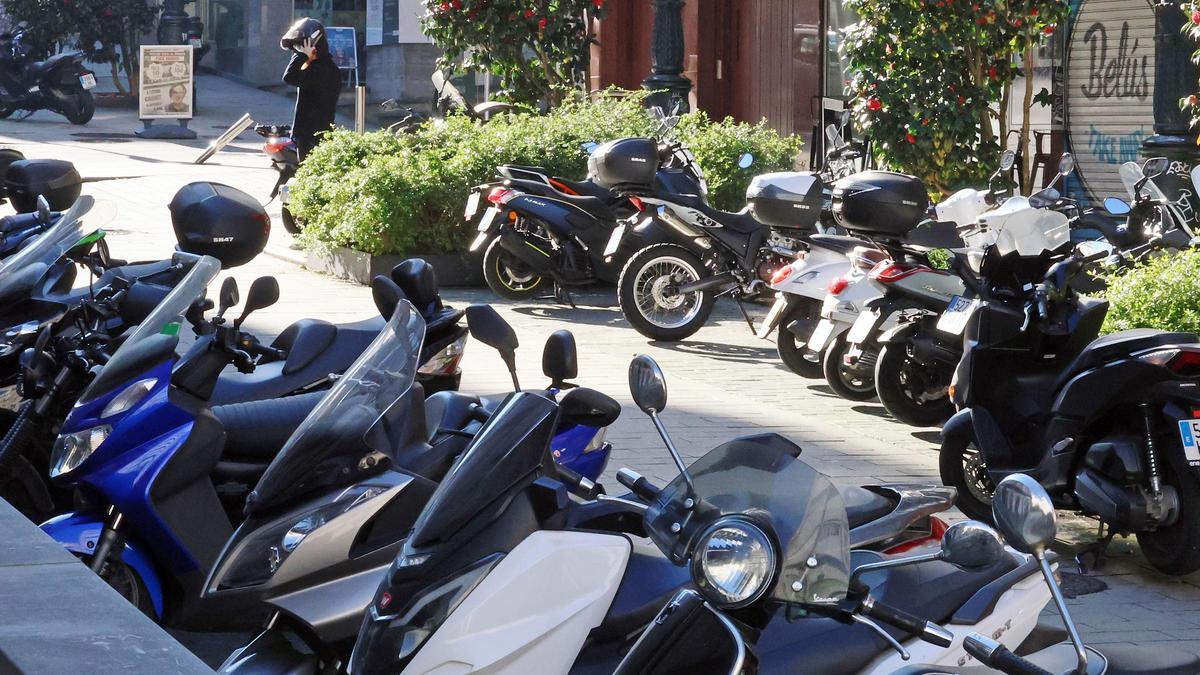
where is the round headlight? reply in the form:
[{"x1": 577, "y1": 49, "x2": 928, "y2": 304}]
[{"x1": 692, "y1": 518, "x2": 776, "y2": 608}]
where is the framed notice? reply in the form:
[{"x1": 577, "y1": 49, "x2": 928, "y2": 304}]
[
  {"x1": 327, "y1": 27, "x2": 358, "y2": 70},
  {"x1": 139, "y1": 45, "x2": 194, "y2": 119},
  {"x1": 366, "y1": 0, "x2": 383, "y2": 45}
]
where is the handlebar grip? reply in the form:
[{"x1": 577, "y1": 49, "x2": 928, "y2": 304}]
[
  {"x1": 555, "y1": 464, "x2": 600, "y2": 500},
  {"x1": 863, "y1": 597, "x2": 952, "y2": 648},
  {"x1": 616, "y1": 468, "x2": 661, "y2": 503},
  {"x1": 963, "y1": 634, "x2": 1051, "y2": 675}
]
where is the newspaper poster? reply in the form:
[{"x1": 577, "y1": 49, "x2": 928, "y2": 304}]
[
  {"x1": 327, "y1": 27, "x2": 357, "y2": 70},
  {"x1": 140, "y1": 45, "x2": 194, "y2": 119}
]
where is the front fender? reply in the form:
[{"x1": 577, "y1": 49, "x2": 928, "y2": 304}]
[
  {"x1": 40, "y1": 512, "x2": 164, "y2": 618},
  {"x1": 941, "y1": 408, "x2": 975, "y2": 447}
]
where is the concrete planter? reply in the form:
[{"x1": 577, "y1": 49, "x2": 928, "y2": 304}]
[{"x1": 305, "y1": 247, "x2": 484, "y2": 287}]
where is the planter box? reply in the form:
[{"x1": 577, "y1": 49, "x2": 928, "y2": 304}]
[
  {"x1": 94, "y1": 93, "x2": 138, "y2": 110},
  {"x1": 305, "y1": 247, "x2": 484, "y2": 287}
]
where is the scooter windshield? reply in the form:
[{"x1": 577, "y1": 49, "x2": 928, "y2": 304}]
[
  {"x1": 0, "y1": 196, "x2": 116, "y2": 299},
  {"x1": 984, "y1": 196, "x2": 1070, "y2": 257},
  {"x1": 246, "y1": 301, "x2": 425, "y2": 514},
  {"x1": 1119, "y1": 161, "x2": 1167, "y2": 202},
  {"x1": 78, "y1": 252, "x2": 220, "y2": 403},
  {"x1": 645, "y1": 434, "x2": 851, "y2": 607}
]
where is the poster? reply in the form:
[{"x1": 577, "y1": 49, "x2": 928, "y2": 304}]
[
  {"x1": 139, "y1": 45, "x2": 194, "y2": 119},
  {"x1": 366, "y1": 0, "x2": 383, "y2": 45},
  {"x1": 327, "y1": 27, "x2": 358, "y2": 69}
]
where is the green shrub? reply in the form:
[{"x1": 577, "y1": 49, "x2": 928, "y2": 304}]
[
  {"x1": 291, "y1": 90, "x2": 803, "y2": 256},
  {"x1": 1101, "y1": 250, "x2": 1200, "y2": 335}
]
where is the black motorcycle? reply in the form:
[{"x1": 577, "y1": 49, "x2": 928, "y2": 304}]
[
  {"x1": 0, "y1": 30, "x2": 96, "y2": 124},
  {"x1": 939, "y1": 230, "x2": 1200, "y2": 575}
]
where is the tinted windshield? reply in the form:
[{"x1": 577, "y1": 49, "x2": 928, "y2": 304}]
[
  {"x1": 79, "y1": 253, "x2": 219, "y2": 403},
  {"x1": 1119, "y1": 161, "x2": 1167, "y2": 202},
  {"x1": 0, "y1": 196, "x2": 116, "y2": 297},
  {"x1": 645, "y1": 435, "x2": 850, "y2": 607},
  {"x1": 247, "y1": 301, "x2": 425, "y2": 514}
]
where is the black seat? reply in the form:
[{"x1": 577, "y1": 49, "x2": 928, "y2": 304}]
[
  {"x1": 668, "y1": 193, "x2": 765, "y2": 235},
  {"x1": 840, "y1": 485, "x2": 896, "y2": 529},
  {"x1": 1085, "y1": 643, "x2": 1200, "y2": 675},
  {"x1": 555, "y1": 177, "x2": 618, "y2": 202},
  {"x1": 213, "y1": 390, "x2": 325, "y2": 462},
  {"x1": 422, "y1": 390, "x2": 483, "y2": 444},
  {"x1": 756, "y1": 549, "x2": 1019, "y2": 674},
  {"x1": 273, "y1": 318, "x2": 337, "y2": 375},
  {"x1": 809, "y1": 233, "x2": 870, "y2": 256},
  {"x1": 390, "y1": 259, "x2": 463, "y2": 334},
  {"x1": 372, "y1": 274, "x2": 405, "y2": 319},
  {"x1": 551, "y1": 192, "x2": 617, "y2": 222},
  {"x1": 1055, "y1": 329, "x2": 1199, "y2": 389}
]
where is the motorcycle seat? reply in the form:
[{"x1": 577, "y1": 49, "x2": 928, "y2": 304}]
[
  {"x1": 1075, "y1": 643, "x2": 1200, "y2": 675},
  {"x1": 554, "y1": 177, "x2": 618, "y2": 202},
  {"x1": 840, "y1": 485, "x2": 897, "y2": 528},
  {"x1": 668, "y1": 193, "x2": 765, "y2": 235},
  {"x1": 422, "y1": 390, "x2": 483, "y2": 444},
  {"x1": 0, "y1": 211, "x2": 49, "y2": 234},
  {"x1": 389, "y1": 259, "x2": 464, "y2": 334},
  {"x1": 756, "y1": 549, "x2": 1021, "y2": 673},
  {"x1": 550, "y1": 192, "x2": 617, "y2": 222},
  {"x1": 809, "y1": 233, "x2": 869, "y2": 256},
  {"x1": 213, "y1": 390, "x2": 326, "y2": 462},
  {"x1": 1055, "y1": 328, "x2": 1199, "y2": 390}
]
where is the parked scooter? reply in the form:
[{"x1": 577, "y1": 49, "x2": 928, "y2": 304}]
[
  {"x1": 253, "y1": 124, "x2": 301, "y2": 234},
  {"x1": 332, "y1": 355, "x2": 1041, "y2": 674},
  {"x1": 939, "y1": 213, "x2": 1200, "y2": 575},
  {"x1": 0, "y1": 29, "x2": 96, "y2": 124}
]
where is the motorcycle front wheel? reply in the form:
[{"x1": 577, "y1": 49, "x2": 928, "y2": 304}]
[
  {"x1": 617, "y1": 243, "x2": 715, "y2": 342},
  {"x1": 776, "y1": 300, "x2": 824, "y2": 379},
  {"x1": 874, "y1": 341, "x2": 954, "y2": 426},
  {"x1": 821, "y1": 335, "x2": 876, "y2": 401},
  {"x1": 939, "y1": 438, "x2": 995, "y2": 522}
]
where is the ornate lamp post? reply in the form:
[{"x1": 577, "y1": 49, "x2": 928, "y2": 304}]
[
  {"x1": 1141, "y1": 0, "x2": 1200, "y2": 204},
  {"x1": 643, "y1": 0, "x2": 693, "y2": 113}
]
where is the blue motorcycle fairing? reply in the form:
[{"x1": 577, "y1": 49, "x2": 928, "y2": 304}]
[
  {"x1": 40, "y1": 512, "x2": 165, "y2": 618},
  {"x1": 551, "y1": 423, "x2": 609, "y2": 481}
]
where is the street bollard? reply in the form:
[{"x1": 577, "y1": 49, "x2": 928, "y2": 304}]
[{"x1": 355, "y1": 85, "x2": 366, "y2": 133}]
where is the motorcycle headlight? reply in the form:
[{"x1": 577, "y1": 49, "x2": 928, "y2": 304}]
[
  {"x1": 208, "y1": 483, "x2": 389, "y2": 591},
  {"x1": 49, "y1": 425, "x2": 112, "y2": 478},
  {"x1": 691, "y1": 517, "x2": 777, "y2": 609},
  {"x1": 101, "y1": 378, "x2": 157, "y2": 418},
  {"x1": 349, "y1": 555, "x2": 502, "y2": 674}
]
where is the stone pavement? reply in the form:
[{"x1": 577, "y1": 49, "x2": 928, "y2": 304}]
[{"x1": 2, "y1": 77, "x2": 1199, "y2": 665}]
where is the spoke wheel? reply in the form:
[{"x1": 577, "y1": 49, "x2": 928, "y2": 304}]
[{"x1": 618, "y1": 244, "x2": 715, "y2": 341}]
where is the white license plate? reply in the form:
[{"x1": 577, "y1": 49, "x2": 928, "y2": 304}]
[
  {"x1": 79, "y1": 73, "x2": 96, "y2": 90},
  {"x1": 603, "y1": 223, "x2": 627, "y2": 258},
  {"x1": 464, "y1": 191, "x2": 482, "y2": 220},
  {"x1": 469, "y1": 231, "x2": 489, "y2": 252},
  {"x1": 808, "y1": 319, "x2": 836, "y2": 352},
  {"x1": 475, "y1": 206, "x2": 499, "y2": 232},
  {"x1": 757, "y1": 296, "x2": 787, "y2": 339},
  {"x1": 1179, "y1": 420, "x2": 1200, "y2": 466},
  {"x1": 937, "y1": 295, "x2": 979, "y2": 336},
  {"x1": 189, "y1": 38, "x2": 203, "y2": 48},
  {"x1": 846, "y1": 310, "x2": 880, "y2": 344}
]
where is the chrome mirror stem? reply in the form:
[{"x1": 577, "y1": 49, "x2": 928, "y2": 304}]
[
  {"x1": 1038, "y1": 553, "x2": 1087, "y2": 674},
  {"x1": 648, "y1": 410, "x2": 694, "y2": 497}
]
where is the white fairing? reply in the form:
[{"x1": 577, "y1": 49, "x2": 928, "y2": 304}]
[
  {"x1": 936, "y1": 188, "x2": 990, "y2": 228},
  {"x1": 974, "y1": 197, "x2": 1070, "y2": 256},
  {"x1": 401, "y1": 530, "x2": 631, "y2": 675},
  {"x1": 862, "y1": 557, "x2": 1051, "y2": 673},
  {"x1": 768, "y1": 247, "x2": 851, "y2": 299}
]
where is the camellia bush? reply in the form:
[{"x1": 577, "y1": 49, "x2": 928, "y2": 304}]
[
  {"x1": 290, "y1": 91, "x2": 803, "y2": 256},
  {"x1": 420, "y1": 0, "x2": 607, "y2": 106},
  {"x1": 1102, "y1": 250, "x2": 1200, "y2": 335},
  {"x1": 841, "y1": 0, "x2": 1066, "y2": 195}
]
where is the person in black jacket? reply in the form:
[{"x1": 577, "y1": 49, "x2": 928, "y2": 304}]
[{"x1": 281, "y1": 18, "x2": 341, "y2": 162}]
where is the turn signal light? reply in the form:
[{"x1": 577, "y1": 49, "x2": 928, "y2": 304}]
[
  {"x1": 771, "y1": 266, "x2": 794, "y2": 286},
  {"x1": 1139, "y1": 347, "x2": 1200, "y2": 378},
  {"x1": 869, "y1": 261, "x2": 930, "y2": 284},
  {"x1": 827, "y1": 276, "x2": 850, "y2": 295}
]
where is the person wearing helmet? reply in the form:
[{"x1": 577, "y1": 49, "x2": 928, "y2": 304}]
[{"x1": 281, "y1": 18, "x2": 341, "y2": 162}]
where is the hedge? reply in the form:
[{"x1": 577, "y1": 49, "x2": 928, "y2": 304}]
[
  {"x1": 1102, "y1": 249, "x2": 1200, "y2": 336},
  {"x1": 290, "y1": 90, "x2": 804, "y2": 256}
]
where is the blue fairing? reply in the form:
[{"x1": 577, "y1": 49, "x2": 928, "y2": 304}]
[
  {"x1": 40, "y1": 512, "x2": 164, "y2": 618},
  {"x1": 551, "y1": 423, "x2": 610, "y2": 481}
]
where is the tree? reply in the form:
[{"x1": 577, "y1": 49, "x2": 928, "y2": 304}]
[
  {"x1": 420, "y1": 0, "x2": 608, "y2": 107},
  {"x1": 841, "y1": 0, "x2": 1065, "y2": 195},
  {"x1": 1, "y1": 0, "x2": 160, "y2": 95}
]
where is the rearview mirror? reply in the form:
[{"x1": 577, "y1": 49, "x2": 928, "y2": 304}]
[
  {"x1": 1142, "y1": 157, "x2": 1169, "y2": 179},
  {"x1": 235, "y1": 276, "x2": 279, "y2": 327},
  {"x1": 217, "y1": 277, "x2": 239, "y2": 318},
  {"x1": 582, "y1": 141, "x2": 599, "y2": 155},
  {"x1": 840, "y1": 109, "x2": 852, "y2": 128},
  {"x1": 999, "y1": 150, "x2": 1016, "y2": 172},
  {"x1": 629, "y1": 354, "x2": 668, "y2": 414},
  {"x1": 991, "y1": 474, "x2": 1057, "y2": 556},
  {"x1": 35, "y1": 195, "x2": 51, "y2": 225},
  {"x1": 737, "y1": 153, "x2": 754, "y2": 169},
  {"x1": 1058, "y1": 152, "x2": 1075, "y2": 176},
  {"x1": 465, "y1": 304, "x2": 520, "y2": 389},
  {"x1": 648, "y1": 106, "x2": 666, "y2": 121},
  {"x1": 940, "y1": 520, "x2": 1005, "y2": 570},
  {"x1": 1103, "y1": 197, "x2": 1131, "y2": 216}
]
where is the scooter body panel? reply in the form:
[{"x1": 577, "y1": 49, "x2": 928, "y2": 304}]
[{"x1": 401, "y1": 530, "x2": 631, "y2": 675}]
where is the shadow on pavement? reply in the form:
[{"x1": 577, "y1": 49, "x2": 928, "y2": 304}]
[{"x1": 649, "y1": 339, "x2": 777, "y2": 364}]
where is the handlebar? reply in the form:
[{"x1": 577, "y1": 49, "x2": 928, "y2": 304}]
[
  {"x1": 963, "y1": 634, "x2": 1050, "y2": 675},
  {"x1": 555, "y1": 464, "x2": 602, "y2": 500},
  {"x1": 862, "y1": 595, "x2": 953, "y2": 648},
  {"x1": 617, "y1": 468, "x2": 661, "y2": 503},
  {"x1": 243, "y1": 338, "x2": 286, "y2": 361}
]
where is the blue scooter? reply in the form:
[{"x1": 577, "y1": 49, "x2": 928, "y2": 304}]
[{"x1": 41, "y1": 265, "x2": 614, "y2": 628}]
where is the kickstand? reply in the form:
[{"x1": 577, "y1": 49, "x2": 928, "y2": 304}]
[
  {"x1": 553, "y1": 282, "x2": 576, "y2": 309},
  {"x1": 734, "y1": 297, "x2": 756, "y2": 333},
  {"x1": 1075, "y1": 526, "x2": 1115, "y2": 575}
]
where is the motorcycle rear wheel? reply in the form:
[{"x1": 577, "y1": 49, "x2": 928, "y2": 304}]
[
  {"x1": 280, "y1": 205, "x2": 301, "y2": 234},
  {"x1": 617, "y1": 244, "x2": 715, "y2": 342},
  {"x1": 1137, "y1": 439, "x2": 1200, "y2": 575},
  {"x1": 776, "y1": 301, "x2": 824, "y2": 379},
  {"x1": 874, "y1": 341, "x2": 954, "y2": 426},
  {"x1": 821, "y1": 335, "x2": 876, "y2": 401},
  {"x1": 483, "y1": 236, "x2": 545, "y2": 300},
  {"x1": 58, "y1": 88, "x2": 94, "y2": 125}
]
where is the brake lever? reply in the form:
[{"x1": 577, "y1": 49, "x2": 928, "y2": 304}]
[{"x1": 849, "y1": 614, "x2": 910, "y2": 661}]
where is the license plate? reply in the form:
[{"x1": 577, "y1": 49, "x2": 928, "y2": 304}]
[
  {"x1": 79, "y1": 73, "x2": 96, "y2": 90},
  {"x1": 757, "y1": 296, "x2": 787, "y2": 339},
  {"x1": 1179, "y1": 420, "x2": 1200, "y2": 466},
  {"x1": 937, "y1": 295, "x2": 979, "y2": 336},
  {"x1": 809, "y1": 319, "x2": 836, "y2": 352},
  {"x1": 846, "y1": 310, "x2": 880, "y2": 344},
  {"x1": 469, "y1": 231, "x2": 489, "y2": 252},
  {"x1": 603, "y1": 223, "x2": 627, "y2": 258},
  {"x1": 475, "y1": 206, "x2": 499, "y2": 232},
  {"x1": 189, "y1": 38, "x2": 203, "y2": 48},
  {"x1": 464, "y1": 191, "x2": 482, "y2": 220}
]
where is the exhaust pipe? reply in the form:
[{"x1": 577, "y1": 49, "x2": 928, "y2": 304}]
[
  {"x1": 677, "y1": 271, "x2": 737, "y2": 294},
  {"x1": 497, "y1": 228, "x2": 557, "y2": 275}
]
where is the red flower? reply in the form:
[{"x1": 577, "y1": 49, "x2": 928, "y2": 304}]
[
  {"x1": 1043, "y1": 23, "x2": 1056, "y2": 35},
  {"x1": 594, "y1": 0, "x2": 604, "y2": 7},
  {"x1": 906, "y1": 133, "x2": 918, "y2": 144},
  {"x1": 538, "y1": 17, "x2": 547, "y2": 29},
  {"x1": 957, "y1": 94, "x2": 966, "y2": 104},
  {"x1": 524, "y1": 8, "x2": 534, "y2": 17},
  {"x1": 1013, "y1": 17, "x2": 1022, "y2": 27},
  {"x1": 866, "y1": 96, "x2": 882, "y2": 111},
  {"x1": 1189, "y1": 95, "x2": 1199, "y2": 107},
  {"x1": 987, "y1": 65, "x2": 998, "y2": 80},
  {"x1": 1193, "y1": 10, "x2": 1200, "y2": 24},
  {"x1": 921, "y1": 118, "x2": 930, "y2": 126},
  {"x1": 1029, "y1": 7, "x2": 1038, "y2": 16},
  {"x1": 450, "y1": 0, "x2": 461, "y2": 8}
]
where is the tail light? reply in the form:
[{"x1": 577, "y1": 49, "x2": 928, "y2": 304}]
[
  {"x1": 869, "y1": 261, "x2": 931, "y2": 284},
  {"x1": 770, "y1": 265, "x2": 794, "y2": 286},
  {"x1": 487, "y1": 187, "x2": 516, "y2": 205},
  {"x1": 629, "y1": 197, "x2": 645, "y2": 211},
  {"x1": 264, "y1": 141, "x2": 288, "y2": 154},
  {"x1": 827, "y1": 275, "x2": 850, "y2": 295},
  {"x1": 418, "y1": 335, "x2": 468, "y2": 376},
  {"x1": 881, "y1": 515, "x2": 951, "y2": 555},
  {"x1": 1138, "y1": 346, "x2": 1200, "y2": 377}
]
